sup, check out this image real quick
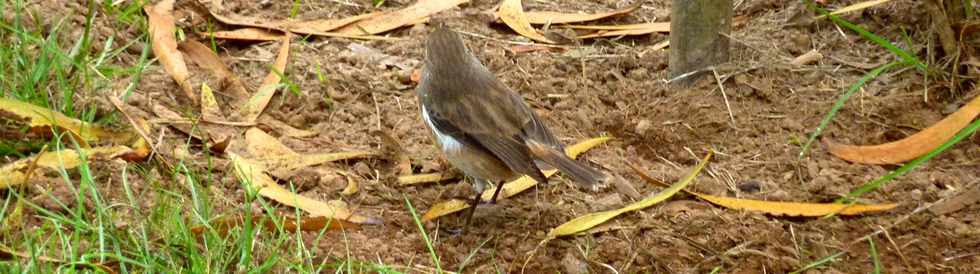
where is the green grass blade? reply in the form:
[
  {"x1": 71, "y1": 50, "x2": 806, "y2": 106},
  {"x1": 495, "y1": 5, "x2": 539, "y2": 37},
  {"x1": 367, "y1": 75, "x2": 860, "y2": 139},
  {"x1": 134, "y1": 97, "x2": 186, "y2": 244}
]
[
  {"x1": 790, "y1": 251, "x2": 846, "y2": 274},
  {"x1": 799, "y1": 61, "x2": 904, "y2": 158},
  {"x1": 403, "y1": 196, "x2": 442, "y2": 273},
  {"x1": 807, "y1": 0, "x2": 926, "y2": 71},
  {"x1": 869, "y1": 238, "x2": 882, "y2": 274}
]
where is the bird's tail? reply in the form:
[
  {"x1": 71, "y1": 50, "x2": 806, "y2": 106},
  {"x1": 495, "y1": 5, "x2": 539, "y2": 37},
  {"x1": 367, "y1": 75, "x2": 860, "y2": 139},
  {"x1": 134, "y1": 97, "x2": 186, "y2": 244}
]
[{"x1": 527, "y1": 140, "x2": 607, "y2": 191}]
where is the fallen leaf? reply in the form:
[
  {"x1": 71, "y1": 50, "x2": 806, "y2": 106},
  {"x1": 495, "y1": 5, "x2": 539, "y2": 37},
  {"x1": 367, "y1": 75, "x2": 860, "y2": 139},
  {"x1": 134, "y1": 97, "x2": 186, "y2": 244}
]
[
  {"x1": 340, "y1": 172, "x2": 359, "y2": 195},
  {"x1": 827, "y1": 94, "x2": 980, "y2": 164},
  {"x1": 815, "y1": 0, "x2": 895, "y2": 19},
  {"x1": 398, "y1": 172, "x2": 459, "y2": 186},
  {"x1": 106, "y1": 95, "x2": 157, "y2": 156},
  {"x1": 544, "y1": 151, "x2": 711, "y2": 238},
  {"x1": 258, "y1": 116, "x2": 318, "y2": 138},
  {"x1": 244, "y1": 128, "x2": 376, "y2": 178},
  {"x1": 0, "y1": 146, "x2": 136, "y2": 188},
  {"x1": 190, "y1": 215, "x2": 355, "y2": 235},
  {"x1": 178, "y1": 40, "x2": 249, "y2": 99},
  {"x1": 420, "y1": 136, "x2": 610, "y2": 221},
  {"x1": 627, "y1": 162, "x2": 898, "y2": 216},
  {"x1": 144, "y1": 0, "x2": 195, "y2": 101},
  {"x1": 285, "y1": 12, "x2": 383, "y2": 34},
  {"x1": 562, "y1": 22, "x2": 669, "y2": 30},
  {"x1": 335, "y1": 0, "x2": 469, "y2": 35},
  {"x1": 0, "y1": 98, "x2": 135, "y2": 144},
  {"x1": 650, "y1": 39, "x2": 670, "y2": 51},
  {"x1": 254, "y1": 151, "x2": 377, "y2": 179},
  {"x1": 699, "y1": 193, "x2": 896, "y2": 216},
  {"x1": 203, "y1": 28, "x2": 284, "y2": 41},
  {"x1": 199, "y1": 83, "x2": 224, "y2": 122},
  {"x1": 207, "y1": 10, "x2": 394, "y2": 40},
  {"x1": 508, "y1": 44, "x2": 567, "y2": 54},
  {"x1": 0, "y1": 244, "x2": 117, "y2": 273},
  {"x1": 240, "y1": 34, "x2": 291, "y2": 123},
  {"x1": 497, "y1": 0, "x2": 554, "y2": 43},
  {"x1": 149, "y1": 104, "x2": 207, "y2": 141},
  {"x1": 576, "y1": 22, "x2": 670, "y2": 39},
  {"x1": 420, "y1": 199, "x2": 469, "y2": 221},
  {"x1": 230, "y1": 153, "x2": 381, "y2": 224},
  {"x1": 929, "y1": 185, "x2": 980, "y2": 215},
  {"x1": 524, "y1": 5, "x2": 639, "y2": 24}
]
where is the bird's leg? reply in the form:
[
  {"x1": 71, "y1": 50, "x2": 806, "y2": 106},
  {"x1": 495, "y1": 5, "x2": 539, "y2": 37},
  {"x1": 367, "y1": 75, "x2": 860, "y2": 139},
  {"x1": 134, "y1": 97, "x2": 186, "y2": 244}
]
[
  {"x1": 489, "y1": 180, "x2": 504, "y2": 204},
  {"x1": 462, "y1": 176, "x2": 484, "y2": 228},
  {"x1": 463, "y1": 191, "x2": 480, "y2": 228}
]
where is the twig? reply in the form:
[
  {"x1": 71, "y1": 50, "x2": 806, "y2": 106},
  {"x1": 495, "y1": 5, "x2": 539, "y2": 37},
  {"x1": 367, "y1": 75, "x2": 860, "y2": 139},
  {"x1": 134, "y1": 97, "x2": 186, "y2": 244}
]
[{"x1": 714, "y1": 68, "x2": 738, "y2": 128}]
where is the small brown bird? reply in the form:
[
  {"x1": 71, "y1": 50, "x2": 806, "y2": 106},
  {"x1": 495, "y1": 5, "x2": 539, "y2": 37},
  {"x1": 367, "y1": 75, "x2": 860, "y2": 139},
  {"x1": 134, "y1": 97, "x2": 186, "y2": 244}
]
[{"x1": 417, "y1": 26, "x2": 606, "y2": 224}]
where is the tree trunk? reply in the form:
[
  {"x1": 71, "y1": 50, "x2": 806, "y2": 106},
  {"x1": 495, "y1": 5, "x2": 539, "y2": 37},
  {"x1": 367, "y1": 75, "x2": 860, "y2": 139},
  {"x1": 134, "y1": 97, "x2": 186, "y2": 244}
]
[{"x1": 668, "y1": 0, "x2": 733, "y2": 87}]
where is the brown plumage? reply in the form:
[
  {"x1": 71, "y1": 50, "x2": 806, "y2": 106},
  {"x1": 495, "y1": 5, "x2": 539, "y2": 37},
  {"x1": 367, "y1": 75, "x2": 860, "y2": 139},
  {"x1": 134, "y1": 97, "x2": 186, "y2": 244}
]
[{"x1": 417, "y1": 26, "x2": 606, "y2": 224}]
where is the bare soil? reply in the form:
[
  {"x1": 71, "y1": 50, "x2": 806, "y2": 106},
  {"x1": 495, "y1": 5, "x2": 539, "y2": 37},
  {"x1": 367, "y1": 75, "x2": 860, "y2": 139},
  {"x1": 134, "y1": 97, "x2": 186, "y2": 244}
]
[{"x1": 16, "y1": 0, "x2": 980, "y2": 273}]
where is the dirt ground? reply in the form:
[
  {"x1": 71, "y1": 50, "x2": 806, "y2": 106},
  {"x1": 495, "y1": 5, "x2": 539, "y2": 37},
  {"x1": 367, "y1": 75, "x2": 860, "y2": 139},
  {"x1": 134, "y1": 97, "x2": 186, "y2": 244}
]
[{"x1": 16, "y1": 0, "x2": 980, "y2": 273}]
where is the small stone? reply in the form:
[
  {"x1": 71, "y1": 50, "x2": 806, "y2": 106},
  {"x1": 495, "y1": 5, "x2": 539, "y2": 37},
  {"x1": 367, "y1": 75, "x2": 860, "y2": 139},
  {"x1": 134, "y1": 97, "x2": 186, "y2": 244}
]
[
  {"x1": 635, "y1": 119, "x2": 653, "y2": 135},
  {"x1": 561, "y1": 251, "x2": 589, "y2": 274}
]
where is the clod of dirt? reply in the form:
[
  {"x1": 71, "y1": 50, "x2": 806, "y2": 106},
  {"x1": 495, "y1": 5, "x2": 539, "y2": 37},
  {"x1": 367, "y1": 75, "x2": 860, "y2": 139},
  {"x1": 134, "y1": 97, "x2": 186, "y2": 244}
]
[{"x1": 561, "y1": 251, "x2": 589, "y2": 274}]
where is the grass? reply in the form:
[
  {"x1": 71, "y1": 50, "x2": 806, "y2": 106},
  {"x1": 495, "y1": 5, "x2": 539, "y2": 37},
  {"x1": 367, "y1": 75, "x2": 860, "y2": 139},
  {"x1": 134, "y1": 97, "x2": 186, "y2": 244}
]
[
  {"x1": 869, "y1": 238, "x2": 882, "y2": 274},
  {"x1": 0, "y1": 0, "x2": 404, "y2": 272},
  {"x1": 798, "y1": 61, "x2": 904, "y2": 158},
  {"x1": 837, "y1": 115, "x2": 980, "y2": 203},
  {"x1": 404, "y1": 195, "x2": 443, "y2": 273},
  {"x1": 799, "y1": 0, "x2": 980, "y2": 209},
  {"x1": 798, "y1": 0, "x2": 932, "y2": 159},
  {"x1": 790, "y1": 251, "x2": 846, "y2": 274}
]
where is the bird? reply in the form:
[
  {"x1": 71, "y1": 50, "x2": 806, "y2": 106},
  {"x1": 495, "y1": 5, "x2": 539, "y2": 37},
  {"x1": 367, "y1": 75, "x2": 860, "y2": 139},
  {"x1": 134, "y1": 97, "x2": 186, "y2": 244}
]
[{"x1": 416, "y1": 25, "x2": 607, "y2": 226}]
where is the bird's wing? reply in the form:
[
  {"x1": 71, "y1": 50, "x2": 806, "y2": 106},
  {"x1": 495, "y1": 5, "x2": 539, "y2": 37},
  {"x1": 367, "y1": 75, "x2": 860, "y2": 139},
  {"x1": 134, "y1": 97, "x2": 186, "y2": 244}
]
[{"x1": 423, "y1": 82, "x2": 548, "y2": 183}]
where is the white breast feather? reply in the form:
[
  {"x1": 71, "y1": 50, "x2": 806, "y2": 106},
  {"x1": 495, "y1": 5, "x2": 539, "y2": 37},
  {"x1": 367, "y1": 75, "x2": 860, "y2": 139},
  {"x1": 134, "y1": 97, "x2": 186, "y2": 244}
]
[{"x1": 421, "y1": 104, "x2": 462, "y2": 152}]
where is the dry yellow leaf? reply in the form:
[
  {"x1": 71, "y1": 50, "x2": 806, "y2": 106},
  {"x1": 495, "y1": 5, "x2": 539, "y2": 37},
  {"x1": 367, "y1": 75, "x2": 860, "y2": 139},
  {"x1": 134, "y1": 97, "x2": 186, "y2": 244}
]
[
  {"x1": 695, "y1": 194, "x2": 898, "y2": 216},
  {"x1": 421, "y1": 199, "x2": 470, "y2": 222},
  {"x1": 191, "y1": 215, "x2": 355, "y2": 236},
  {"x1": 240, "y1": 34, "x2": 291, "y2": 123},
  {"x1": 206, "y1": 8, "x2": 391, "y2": 39},
  {"x1": 563, "y1": 22, "x2": 670, "y2": 31},
  {"x1": 545, "y1": 151, "x2": 711, "y2": 238},
  {"x1": 626, "y1": 161, "x2": 898, "y2": 216},
  {"x1": 204, "y1": 28, "x2": 284, "y2": 41},
  {"x1": 199, "y1": 84, "x2": 223, "y2": 122},
  {"x1": 0, "y1": 98, "x2": 134, "y2": 144},
  {"x1": 397, "y1": 172, "x2": 459, "y2": 186},
  {"x1": 577, "y1": 22, "x2": 670, "y2": 39},
  {"x1": 0, "y1": 146, "x2": 135, "y2": 189},
  {"x1": 244, "y1": 128, "x2": 376, "y2": 178},
  {"x1": 420, "y1": 136, "x2": 611, "y2": 221},
  {"x1": 144, "y1": 0, "x2": 195, "y2": 101},
  {"x1": 827, "y1": 94, "x2": 980, "y2": 165},
  {"x1": 258, "y1": 117, "x2": 318, "y2": 138},
  {"x1": 230, "y1": 153, "x2": 380, "y2": 224},
  {"x1": 815, "y1": 0, "x2": 895, "y2": 19},
  {"x1": 245, "y1": 127, "x2": 298, "y2": 156},
  {"x1": 256, "y1": 152, "x2": 376, "y2": 179},
  {"x1": 497, "y1": 0, "x2": 554, "y2": 43},
  {"x1": 178, "y1": 40, "x2": 249, "y2": 99},
  {"x1": 340, "y1": 173, "x2": 359, "y2": 196},
  {"x1": 285, "y1": 12, "x2": 383, "y2": 34},
  {"x1": 524, "y1": 5, "x2": 639, "y2": 24},
  {"x1": 335, "y1": 0, "x2": 469, "y2": 35}
]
